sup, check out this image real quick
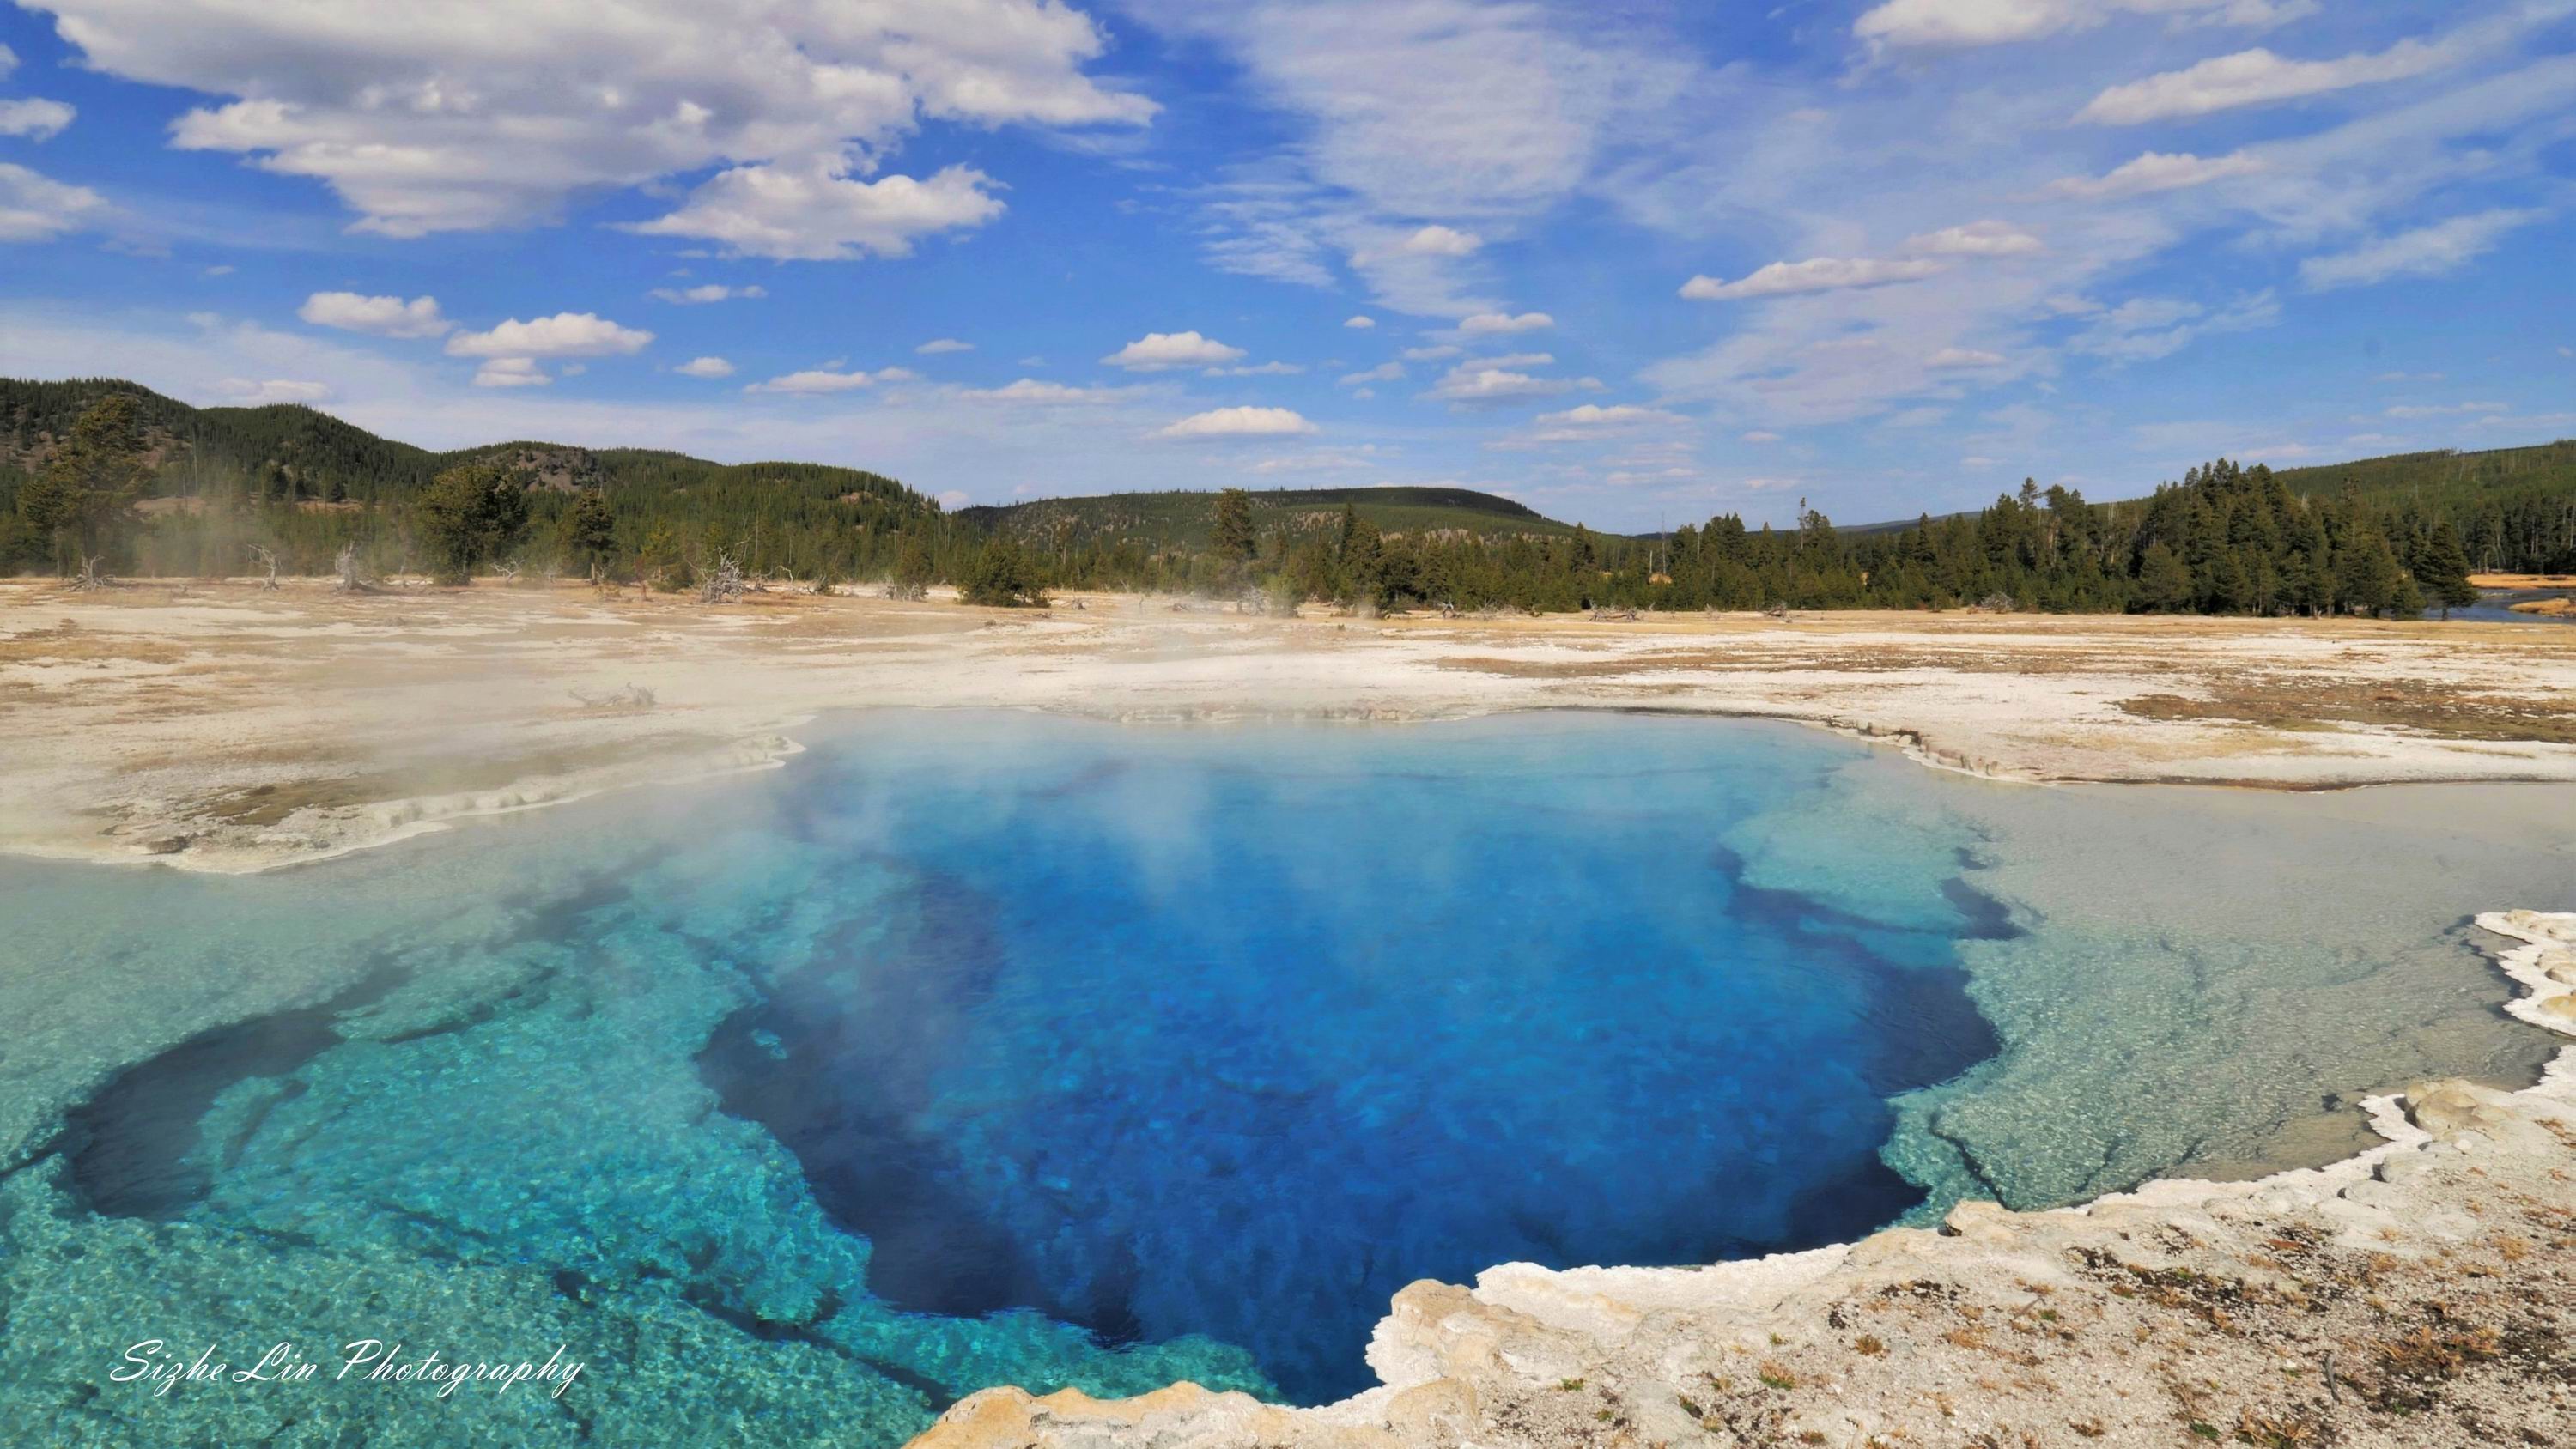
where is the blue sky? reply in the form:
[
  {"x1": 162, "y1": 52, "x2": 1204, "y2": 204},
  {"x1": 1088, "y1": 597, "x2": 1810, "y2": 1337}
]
[{"x1": 1, "y1": 0, "x2": 2569, "y2": 530}]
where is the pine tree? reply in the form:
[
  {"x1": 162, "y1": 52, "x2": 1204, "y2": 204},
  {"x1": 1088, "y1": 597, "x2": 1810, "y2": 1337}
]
[
  {"x1": 636, "y1": 524, "x2": 684, "y2": 589},
  {"x1": 1210, "y1": 488, "x2": 1255, "y2": 562},
  {"x1": 2136, "y1": 542, "x2": 2193, "y2": 613},
  {"x1": 960, "y1": 538, "x2": 1047, "y2": 607},
  {"x1": 559, "y1": 488, "x2": 617, "y2": 578},
  {"x1": 414, "y1": 462, "x2": 532, "y2": 585},
  {"x1": 18, "y1": 393, "x2": 152, "y2": 570},
  {"x1": 890, "y1": 532, "x2": 936, "y2": 600},
  {"x1": 2414, "y1": 520, "x2": 2478, "y2": 618},
  {"x1": 1338, "y1": 512, "x2": 1383, "y2": 605}
]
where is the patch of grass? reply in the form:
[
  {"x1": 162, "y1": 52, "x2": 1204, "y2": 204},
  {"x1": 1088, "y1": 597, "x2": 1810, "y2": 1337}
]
[
  {"x1": 2371, "y1": 1323, "x2": 2502, "y2": 1410},
  {"x1": 2233, "y1": 1410, "x2": 2319, "y2": 1447}
]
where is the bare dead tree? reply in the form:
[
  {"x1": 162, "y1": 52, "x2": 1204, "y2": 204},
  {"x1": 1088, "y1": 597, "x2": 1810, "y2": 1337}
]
[
  {"x1": 331, "y1": 543, "x2": 379, "y2": 593},
  {"x1": 569, "y1": 682, "x2": 657, "y2": 712},
  {"x1": 698, "y1": 549, "x2": 746, "y2": 604},
  {"x1": 248, "y1": 544, "x2": 281, "y2": 591},
  {"x1": 70, "y1": 555, "x2": 114, "y2": 591}
]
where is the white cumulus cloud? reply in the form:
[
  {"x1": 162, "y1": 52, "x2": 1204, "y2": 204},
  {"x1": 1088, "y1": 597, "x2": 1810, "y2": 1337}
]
[
  {"x1": 675, "y1": 356, "x2": 735, "y2": 378},
  {"x1": 1155, "y1": 406, "x2": 1315, "y2": 439},
  {"x1": 625, "y1": 159, "x2": 1005, "y2": 262},
  {"x1": 1102, "y1": 330, "x2": 1248, "y2": 371},
  {"x1": 916, "y1": 338, "x2": 975, "y2": 355},
  {"x1": 472, "y1": 358, "x2": 550, "y2": 388},
  {"x1": 0, "y1": 98, "x2": 75, "y2": 141},
  {"x1": 297, "y1": 292, "x2": 450, "y2": 339},
  {"x1": 1928, "y1": 347, "x2": 2009, "y2": 368},
  {"x1": 1343, "y1": 315, "x2": 1376, "y2": 329},
  {"x1": 445, "y1": 312, "x2": 653, "y2": 359},
  {"x1": 1457, "y1": 311, "x2": 1553, "y2": 334},
  {"x1": 37, "y1": 0, "x2": 1151, "y2": 240},
  {"x1": 1400, "y1": 224, "x2": 1483, "y2": 256},
  {"x1": 1423, "y1": 360, "x2": 1598, "y2": 403}
]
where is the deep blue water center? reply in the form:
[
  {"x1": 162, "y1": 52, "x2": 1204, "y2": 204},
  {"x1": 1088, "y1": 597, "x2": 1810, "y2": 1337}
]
[
  {"x1": 39, "y1": 710, "x2": 2014, "y2": 1428},
  {"x1": 693, "y1": 712, "x2": 2005, "y2": 1402}
]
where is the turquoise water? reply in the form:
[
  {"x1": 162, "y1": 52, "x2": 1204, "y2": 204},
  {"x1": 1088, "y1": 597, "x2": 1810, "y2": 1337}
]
[{"x1": 0, "y1": 712, "x2": 2566, "y2": 1446}]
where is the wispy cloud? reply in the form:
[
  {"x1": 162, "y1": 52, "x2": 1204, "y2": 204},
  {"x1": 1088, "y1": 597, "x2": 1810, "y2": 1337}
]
[
  {"x1": 2298, "y1": 209, "x2": 2543, "y2": 290},
  {"x1": 2047, "y1": 150, "x2": 2263, "y2": 200},
  {"x1": 2076, "y1": 39, "x2": 2457, "y2": 124},
  {"x1": 650, "y1": 283, "x2": 766, "y2": 304},
  {"x1": 1856, "y1": 0, "x2": 2316, "y2": 52},
  {"x1": 1681, "y1": 258, "x2": 1944, "y2": 300}
]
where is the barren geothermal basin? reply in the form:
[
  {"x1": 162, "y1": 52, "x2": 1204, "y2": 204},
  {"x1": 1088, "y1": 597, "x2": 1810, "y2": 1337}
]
[{"x1": 0, "y1": 711, "x2": 2568, "y2": 1446}]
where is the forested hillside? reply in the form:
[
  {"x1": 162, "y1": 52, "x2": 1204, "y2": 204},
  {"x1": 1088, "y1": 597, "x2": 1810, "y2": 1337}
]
[
  {"x1": 5, "y1": 377, "x2": 2569, "y2": 615},
  {"x1": 0, "y1": 378, "x2": 947, "y2": 580},
  {"x1": 962, "y1": 486, "x2": 1572, "y2": 549},
  {"x1": 950, "y1": 451, "x2": 2568, "y2": 611},
  {"x1": 2269, "y1": 441, "x2": 2576, "y2": 575}
]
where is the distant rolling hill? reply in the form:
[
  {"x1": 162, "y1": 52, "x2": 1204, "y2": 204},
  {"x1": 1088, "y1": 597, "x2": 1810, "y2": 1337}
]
[
  {"x1": 957, "y1": 486, "x2": 1584, "y2": 551},
  {"x1": 1845, "y1": 438, "x2": 2576, "y2": 536},
  {"x1": 0, "y1": 376, "x2": 936, "y2": 527},
  {"x1": 2268, "y1": 440, "x2": 2576, "y2": 512},
  {"x1": 12, "y1": 375, "x2": 2564, "y2": 561}
]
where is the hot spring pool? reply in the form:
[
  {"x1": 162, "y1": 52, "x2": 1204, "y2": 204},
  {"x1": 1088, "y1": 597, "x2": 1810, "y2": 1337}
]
[{"x1": 1, "y1": 711, "x2": 2567, "y2": 1446}]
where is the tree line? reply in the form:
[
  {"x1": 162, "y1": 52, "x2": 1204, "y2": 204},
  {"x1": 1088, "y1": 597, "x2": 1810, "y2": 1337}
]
[
  {"x1": 7, "y1": 383, "x2": 2563, "y2": 620},
  {"x1": 967, "y1": 463, "x2": 2483, "y2": 618}
]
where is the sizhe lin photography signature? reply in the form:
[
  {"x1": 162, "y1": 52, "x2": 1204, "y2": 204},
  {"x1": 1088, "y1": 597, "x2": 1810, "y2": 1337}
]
[{"x1": 114, "y1": 1339, "x2": 586, "y2": 1400}]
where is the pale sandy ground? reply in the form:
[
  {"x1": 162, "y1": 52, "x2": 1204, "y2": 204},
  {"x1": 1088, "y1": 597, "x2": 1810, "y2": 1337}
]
[{"x1": 3, "y1": 575, "x2": 2574, "y2": 873}]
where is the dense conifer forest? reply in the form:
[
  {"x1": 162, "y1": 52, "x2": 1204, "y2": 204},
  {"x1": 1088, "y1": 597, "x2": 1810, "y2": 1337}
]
[
  {"x1": 0, "y1": 378, "x2": 940, "y2": 585},
  {"x1": 6, "y1": 377, "x2": 2570, "y2": 615}
]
